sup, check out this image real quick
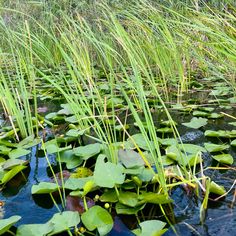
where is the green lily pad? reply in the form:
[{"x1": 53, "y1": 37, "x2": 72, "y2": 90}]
[
  {"x1": 159, "y1": 138, "x2": 178, "y2": 146},
  {"x1": 58, "y1": 103, "x2": 74, "y2": 115},
  {"x1": 44, "y1": 140, "x2": 72, "y2": 154},
  {"x1": 211, "y1": 154, "x2": 234, "y2": 165},
  {"x1": 81, "y1": 206, "x2": 113, "y2": 236},
  {"x1": 182, "y1": 117, "x2": 208, "y2": 129},
  {"x1": 128, "y1": 133, "x2": 154, "y2": 151},
  {"x1": 115, "y1": 202, "x2": 145, "y2": 215},
  {"x1": 138, "y1": 192, "x2": 173, "y2": 204},
  {"x1": 0, "y1": 215, "x2": 21, "y2": 235},
  {"x1": 118, "y1": 149, "x2": 145, "y2": 168},
  {"x1": 31, "y1": 182, "x2": 59, "y2": 194},
  {"x1": 100, "y1": 189, "x2": 119, "y2": 203},
  {"x1": 230, "y1": 139, "x2": 236, "y2": 146},
  {"x1": 94, "y1": 155, "x2": 125, "y2": 188},
  {"x1": 205, "y1": 130, "x2": 236, "y2": 138},
  {"x1": 73, "y1": 143, "x2": 101, "y2": 160},
  {"x1": 118, "y1": 191, "x2": 138, "y2": 207},
  {"x1": 209, "y1": 181, "x2": 226, "y2": 195},
  {"x1": 17, "y1": 223, "x2": 54, "y2": 236},
  {"x1": 57, "y1": 150, "x2": 83, "y2": 169},
  {"x1": 0, "y1": 165, "x2": 27, "y2": 184},
  {"x1": 8, "y1": 148, "x2": 31, "y2": 159},
  {"x1": 2, "y1": 159, "x2": 28, "y2": 170},
  {"x1": 66, "y1": 129, "x2": 84, "y2": 137},
  {"x1": 48, "y1": 211, "x2": 80, "y2": 235},
  {"x1": 0, "y1": 145, "x2": 12, "y2": 155},
  {"x1": 204, "y1": 143, "x2": 229, "y2": 153},
  {"x1": 133, "y1": 220, "x2": 167, "y2": 236},
  {"x1": 65, "y1": 177, "x2": 94, "y2": 190}
]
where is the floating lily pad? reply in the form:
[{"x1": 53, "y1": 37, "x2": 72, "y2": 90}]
[
  {"x1": 133, "y1": 220, "x2": 167, "y2": 236},
  {"x1": 17, "y1": 223, "x2": 53, "y2": 236},
  {"x1": 128, "y1": 133, "x2": 154, "y2": 151},
  {"x1": 0, "y1": 215, "x2": 21, "y2": 235},
  {"x1": 182, "y1": 117, "x2": 207, "y2": 129},
  {"x1": 205, "y1": 130, "x2": 236, "y2": 138},
  {"x1": 230, "y1": 139, "x2": 236, "y2": 146},
  {"x1": 138, "y1": 192, "x2": 173, "y2": 204},
  {"x1": 204, "y1": 143, "x2": 229, "y2": 153},
  {"x1": 48, "y1": 211, "x2": 80, "y2": 235},
  {"x1": 115, "y1": 202, "x2": 145, "y2": 215},
  {"x1": 66, "y1": 129, "x2": 84, "y2": 137},
  {"x1": 8, "y1": 148, "x2": 31, "y2": 159},
  {"x1": 100, "y1": 189, "x2": 119, "y2": 203},
  {"x1": 118, "y1": 149, "x2": 145, "y2": 168},
  {"x1": 73, "y1": 143, "x2": 101, "y2": 160},
  {"x1": 65, "y1": 176, "x2": 94, "y2": 190},
  {"x1": 2, "y1": 159, "x2": 28, "y2": 170},
  {"x1": 81, "y1": 206, "x2": 113, "y2": 236},
  {"x1": 31, "y1": 182, "x2": 59, "y2": 194},
  {"x1": 94, "y1": 155, "x2": 125, "y2": 188},
  {"x1": 211, "y1": 154, "x2": 234, "y2": 165},
  {"x1": 57, "y1": 150, "x2": 83, "y2": 169},
  {"x1": 0, "y1": 165, "x2": 27, "y2": 184},
  {"x1": 118, "y1": 191, "x2": 138, "y2": 207}
]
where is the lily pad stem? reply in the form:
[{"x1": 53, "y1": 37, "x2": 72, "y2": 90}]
[
  {"x1": 83, "y1": 196, "x2": 88, "y2": 212},
  {"x1": 67, "y1": 229, "x2": 73, "y2": 236},
  {"x1": 114, "y1": 185, "x2": 120, "y2": 197},
  {"x1": 7, "y1": 230, "x2": 15, "y2": 236},
  {"x1": 49, "y1": 192, "x2": 61, "y2": 213}
]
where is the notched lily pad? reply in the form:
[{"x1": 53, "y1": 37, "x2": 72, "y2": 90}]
[
  {"x1": 118, "y1": 149, "x2": 145, "y2": 168},
  {"x1": 182, "y1": 117, "x2": 207, "y2": 129},
  {"x1": 81, "y1": 206, "x2": 113, "y2": 236},
  {"x1": 94, "y1": 155, "x2": 125, "y2": 188}
]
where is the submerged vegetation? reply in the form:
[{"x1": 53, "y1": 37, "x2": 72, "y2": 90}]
[{"x1": 0, "y1": 0, "x2": 236, "y2": 235}]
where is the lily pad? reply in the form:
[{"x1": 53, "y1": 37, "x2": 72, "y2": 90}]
[
  {"x1": 31, "y1": 182, "x2": 59, "y2": 194},
  {"x1": 48, "y1": 211, "x2": 80, "y2": 235},
  {"x1": 57, "y1": 150, "x2": 83, "y2": 169},
  {"x1": 133, "y1": 220, "x2": 167, "y2": 236},
  {"x1": 211, "y1": 154, "x2": 234, "y2": 165},
  {"x1": 8, "y1": 148, "x2": 31, "y2": 159},
  {"x1": 81, "y1": 206, "x2": 113, "y2": 236},
  {"x1": 73, "y1": 143, "x2": 101, "y2": 160},
  {"x1": 128, "y1": 133, "x2": 154, "y2": 151},
  {"x1": 204, "y1": 143, "x2": 229, "y2": 153},
  {"x1": 115, "y1": 202, "x2": 145, "y2": 215},
  {"x1": 230, "y1": 139, "x2": 236, "y2": 146},
  {"x1": 118, "y1": 149, "x2": 145, "y2": 168},
  {"x1": 0, "y1": 215, "x2": 21, "y2": 234},
  {"x1": 182, "y1": 117, "x2": 207, "y2": 129},
  {"x1": 94, "y1": 155, "x2": 125, "y2": 188},
  {"x1": 100, "y1": 189, "x2": 119, "y2": 203},
  {"x1": 118, "y1": 191, "x2": 139, "y2": 207},
  {"x1": 0, "y1": 165, "x2": 27, "y2": 184},
  {"x1": 17, "y1": 223, "x2": 54, "y2": 236}
]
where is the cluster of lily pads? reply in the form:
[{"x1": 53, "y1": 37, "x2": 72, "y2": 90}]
[{"x1": 0, "y1": 91, "x2": 235, "y2": 235}]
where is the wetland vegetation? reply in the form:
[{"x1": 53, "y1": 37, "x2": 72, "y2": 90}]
[{"x1": 0, "y1": 0, "x2": 236, "y2": 235}]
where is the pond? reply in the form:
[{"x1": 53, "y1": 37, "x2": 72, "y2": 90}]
[{"x1": 0, "y1": 100, "x2": 235, "y2": 236}]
